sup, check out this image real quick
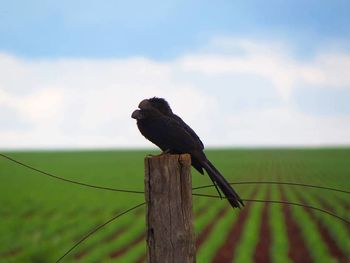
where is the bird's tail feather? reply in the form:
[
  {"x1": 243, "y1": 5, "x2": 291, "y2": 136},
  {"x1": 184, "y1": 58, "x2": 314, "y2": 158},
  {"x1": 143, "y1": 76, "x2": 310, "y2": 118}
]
[{"x1": 202, "y1": 160, "x2": 244, "y2": 208}]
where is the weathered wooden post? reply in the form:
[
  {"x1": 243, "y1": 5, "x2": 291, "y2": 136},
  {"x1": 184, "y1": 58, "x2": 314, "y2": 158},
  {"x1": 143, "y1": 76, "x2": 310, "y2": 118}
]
[{"x1": 144, "y1": 154, "x2": 196, "y2": 263}]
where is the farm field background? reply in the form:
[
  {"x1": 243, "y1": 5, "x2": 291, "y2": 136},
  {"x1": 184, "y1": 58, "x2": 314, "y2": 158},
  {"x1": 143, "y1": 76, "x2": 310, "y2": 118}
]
[{"x1": 0, "y1": 148, "x2": 349, "y2": 263}]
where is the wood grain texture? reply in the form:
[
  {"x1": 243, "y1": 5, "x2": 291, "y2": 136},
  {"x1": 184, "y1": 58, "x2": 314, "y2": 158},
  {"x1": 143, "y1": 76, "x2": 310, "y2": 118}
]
[{"x1": 145, "y1": 154, "x2": 196, "y2": 263}]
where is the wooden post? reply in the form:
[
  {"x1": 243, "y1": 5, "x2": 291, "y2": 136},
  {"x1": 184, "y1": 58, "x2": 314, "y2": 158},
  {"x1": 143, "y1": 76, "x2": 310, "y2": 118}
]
[{"x1": 144, "y1": 154, "x2": 196, "y2": 263}]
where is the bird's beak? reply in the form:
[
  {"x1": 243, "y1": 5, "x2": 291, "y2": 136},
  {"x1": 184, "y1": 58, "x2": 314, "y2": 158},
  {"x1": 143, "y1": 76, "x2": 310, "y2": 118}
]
[
  {"x1": 131, "y1": 109, "x2": 142, "y2": 119},
  {"x1": 133, "y1": 99, "x2": 151, "y2": 119}
]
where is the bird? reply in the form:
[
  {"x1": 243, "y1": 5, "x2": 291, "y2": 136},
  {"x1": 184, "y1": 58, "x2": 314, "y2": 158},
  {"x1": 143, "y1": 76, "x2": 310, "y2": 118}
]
[
  {"x1": 146, "y1": 97, "x2": 225, "y2": 198},
  {"x1": 131, "y1": 97, "x2": 244, "y2": 208}
]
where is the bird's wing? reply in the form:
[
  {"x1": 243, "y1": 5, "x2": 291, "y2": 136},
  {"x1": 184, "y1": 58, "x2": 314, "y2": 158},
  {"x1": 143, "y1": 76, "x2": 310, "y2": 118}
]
[
  {"x1": 172, "y1": 114, "x2": 204, "y2": 149},
  {"x1": 158, "y1": 116, "x2": 203, "y2": 153}
]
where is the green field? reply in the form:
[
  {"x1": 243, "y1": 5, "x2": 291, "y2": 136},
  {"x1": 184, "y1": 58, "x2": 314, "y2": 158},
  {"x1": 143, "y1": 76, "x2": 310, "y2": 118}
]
[{"x1": 0, "y1": 149, "x2": 349, "y2": 262}]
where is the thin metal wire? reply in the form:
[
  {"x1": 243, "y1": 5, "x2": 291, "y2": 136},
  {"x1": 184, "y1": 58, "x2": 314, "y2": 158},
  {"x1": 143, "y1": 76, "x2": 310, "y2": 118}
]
[
  {"x1": 0, "y1": 153, "x2": 143, "y2": 194},
  {"x1": 192, "y1": 193, "x2": 350, "y2": 225},
  {"x1": 2, "y1": 153, "x2": 349, "y2": 224},
  {"x1": 2, "y1": 152, "x2": 349, "y2": 261},
  {"x1": 1, "y1": 153, "x2": 349, "y2": 195},
  {"x1": 56, "y1": 193, "x2": 350, "y2": 262},
  {"x1": 193, "y1": 181, "x2": 350, "y2": 194},
  {"x1": 55, "y1": 202, "x2": 146, "y2": 263}
]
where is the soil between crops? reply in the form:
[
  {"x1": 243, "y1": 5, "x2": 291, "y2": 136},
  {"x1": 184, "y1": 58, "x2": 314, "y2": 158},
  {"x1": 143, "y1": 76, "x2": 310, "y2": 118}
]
[
  {"x1": 253, "y1": 190, "x2": 271, "y2": 263},
  {"x1": 279, "y1": 186, "x2": 312, "y2": 263},
  {"x1": 212, "y1": 188, "x2": 258, "y2": 263}
]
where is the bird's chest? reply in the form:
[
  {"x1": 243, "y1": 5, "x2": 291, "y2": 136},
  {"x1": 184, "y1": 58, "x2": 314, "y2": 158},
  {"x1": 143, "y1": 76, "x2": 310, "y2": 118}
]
[{"x1": 137, "y1": 119, "x2": 170, "y2": 150}]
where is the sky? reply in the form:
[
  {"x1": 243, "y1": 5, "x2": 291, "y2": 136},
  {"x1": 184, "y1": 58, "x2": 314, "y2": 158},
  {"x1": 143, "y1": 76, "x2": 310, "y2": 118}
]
[{"x1": 1, "y1": 0, "x2": 350, "y2": 149}]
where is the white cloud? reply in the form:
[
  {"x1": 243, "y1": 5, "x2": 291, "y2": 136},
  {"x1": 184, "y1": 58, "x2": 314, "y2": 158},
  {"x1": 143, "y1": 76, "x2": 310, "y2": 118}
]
[
  {"x1": 0, "y1": 38, "x2": 350, "y2": 149},
  {"x1": 0, "y1": 55, "x2": 217, "y2": 148},
  {"x1": 179, "y1": 37, "x2": 350, "y2": 99},
  {"x1": 1, "y1": 88, "x2": 65, "y2": 125},
  {"x1": 224, "y1": 107, "x2": 350, "y2": 146},
  {"x1": 310, "y1": 53, "x2": 350, "y2": 87}
]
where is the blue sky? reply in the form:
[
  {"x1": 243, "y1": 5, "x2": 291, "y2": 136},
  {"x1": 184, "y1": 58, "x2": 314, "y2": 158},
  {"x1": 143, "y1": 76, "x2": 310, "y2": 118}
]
[
  {"x1": 1, "y1": 1, "x2": 350, "y2": 148},
  {"x1": 1, "y1": 1, "x2": 350, "y2": 59}
]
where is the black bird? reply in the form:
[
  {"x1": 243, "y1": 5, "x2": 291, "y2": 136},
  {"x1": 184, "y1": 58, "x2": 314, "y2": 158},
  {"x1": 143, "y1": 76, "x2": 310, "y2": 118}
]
[
  {"x1": 147, "y1": 97, "x2": 224, "y2": 198},
  {"x1": 131, "y1": 97, "x2": 244, "y2": 208}
]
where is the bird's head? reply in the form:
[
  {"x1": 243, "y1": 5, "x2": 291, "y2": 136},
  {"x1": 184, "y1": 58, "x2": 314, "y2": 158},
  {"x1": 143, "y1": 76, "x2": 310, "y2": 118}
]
[
  {"x1": 148, "y1": 97, "x2": 173, "y2": 115},
  {"x1": 131, "y1": 98, "x2": 163, "y2": 120}
]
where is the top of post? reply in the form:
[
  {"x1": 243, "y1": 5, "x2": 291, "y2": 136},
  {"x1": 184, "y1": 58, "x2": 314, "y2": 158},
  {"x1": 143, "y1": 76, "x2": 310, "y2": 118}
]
[{"x1": 145, "y1": 153, "x2": 191, "y2": 165}]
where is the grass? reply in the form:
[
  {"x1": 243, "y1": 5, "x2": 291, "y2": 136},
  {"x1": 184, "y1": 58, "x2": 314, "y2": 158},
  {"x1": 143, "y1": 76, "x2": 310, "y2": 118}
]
[{"x1": 0, "y1": 148, "x2": 349, "y2": 262}]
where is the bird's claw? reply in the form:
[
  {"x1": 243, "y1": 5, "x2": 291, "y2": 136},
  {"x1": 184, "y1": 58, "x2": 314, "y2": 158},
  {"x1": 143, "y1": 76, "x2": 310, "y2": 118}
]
[{"x1": 148, "y1": 149, "x2": 172, "y2": 157}]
